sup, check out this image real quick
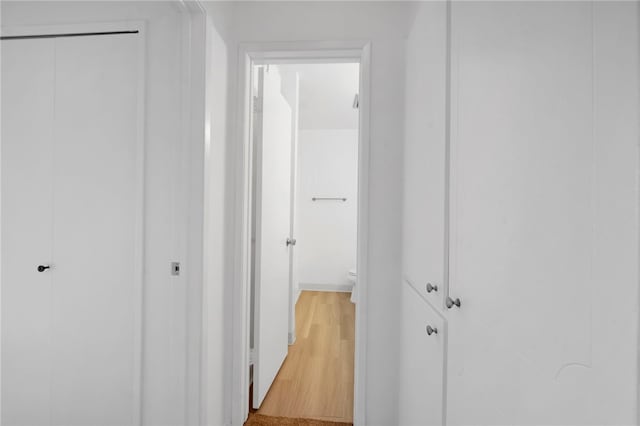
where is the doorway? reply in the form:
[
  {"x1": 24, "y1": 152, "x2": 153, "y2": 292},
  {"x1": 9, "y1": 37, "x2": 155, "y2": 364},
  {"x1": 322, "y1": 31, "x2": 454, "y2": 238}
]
[
  {"x1": 231, "y1": 42, "x2": 371, "y2": 426},
  {"x1": 249, "y1": 62, "x2": 359, "y2": 423}
]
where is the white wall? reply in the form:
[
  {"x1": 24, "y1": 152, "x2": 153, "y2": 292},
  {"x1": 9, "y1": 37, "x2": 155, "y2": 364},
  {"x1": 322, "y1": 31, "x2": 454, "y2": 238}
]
[
  {"x1": 1, "y1": 2, "x2": 199, "y2": 424},
  {"x1": 200, "y1": 2, "x2": 412, "y2": 424},
  {"x1": 289, "y1": 63, "x2": 360, "y2": 130},
  {"x1": 296, "y1": 129, "x2": 358, "y2": 290}
]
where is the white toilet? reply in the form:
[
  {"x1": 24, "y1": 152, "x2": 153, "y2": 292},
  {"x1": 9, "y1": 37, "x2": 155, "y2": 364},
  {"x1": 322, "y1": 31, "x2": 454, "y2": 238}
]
[{"x1": 348, "y1": 268, "x2": 357, "y2": 303}]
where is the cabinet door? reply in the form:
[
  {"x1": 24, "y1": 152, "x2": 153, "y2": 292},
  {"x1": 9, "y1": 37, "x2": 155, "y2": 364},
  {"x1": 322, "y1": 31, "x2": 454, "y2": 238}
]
[
  {"x1": 403, "y1": 0, "x2": 448, "y2": 308},
  {"x1": 398, "y1": 282, "x2": 445, "y2": 426},
  {"x1": 446, "y1": 2, "x2": 639, "y2": 424}
]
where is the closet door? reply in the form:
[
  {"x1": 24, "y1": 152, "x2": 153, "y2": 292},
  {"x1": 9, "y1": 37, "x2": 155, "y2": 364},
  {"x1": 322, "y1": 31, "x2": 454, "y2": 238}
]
[
  {"x1": 447, "y1": 2, "x2": 592, "y2": 423},
  {"x1": 1, "y1": 38, "x2": 56, "y2": 426},
  {"x1": 2, "y1": 31, "x2": 143, "y2": 426},
  {"x1": 49, "y1": 33, "x2": 142, "y2": 426},
  {"x1": 445, "y1": 2, "x2": 639, "y2": 424}
]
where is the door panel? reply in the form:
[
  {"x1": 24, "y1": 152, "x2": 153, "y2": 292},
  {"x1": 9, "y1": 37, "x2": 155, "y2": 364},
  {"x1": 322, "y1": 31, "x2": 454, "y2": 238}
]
[
  {"x1": 403, "y1": 0, "x2": 448, "y2": 309},
  {"x1": 49, "y1": 34, "x2": 140, "y2": 426},
  {"x1": 1, "y1": 38, "x2": 56, "y2": 426},
  {"x1": 253, "y1": 67, "x2": 293, "y2": 408},
  {"x1": 398, "y1": 282, "x2": 445, "y2": 426},
  {"x1": 447, "y1": 2, "x2": 596, "y2": 424}
]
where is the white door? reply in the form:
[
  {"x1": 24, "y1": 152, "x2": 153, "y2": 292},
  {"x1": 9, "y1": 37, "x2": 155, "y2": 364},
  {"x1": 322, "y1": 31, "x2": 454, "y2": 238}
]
[
  {"x1": 445, "y1": 2, "x2": 638, "y2": 424},
  {"x1": 253, "y1": 66, "x2": 293, "y2": 408},
  {"x1": 2, "y1": 32, "x2": 142, "y2": 425},
  {"x1": 2, "y1": 37, "x2": 56, "y2": 426}
]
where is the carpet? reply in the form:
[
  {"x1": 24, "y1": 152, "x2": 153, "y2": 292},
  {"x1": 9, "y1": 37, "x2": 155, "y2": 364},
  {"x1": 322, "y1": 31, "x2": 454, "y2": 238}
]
[{"x1": 244, "y1": 414, "x2": 352, "y2": 426}]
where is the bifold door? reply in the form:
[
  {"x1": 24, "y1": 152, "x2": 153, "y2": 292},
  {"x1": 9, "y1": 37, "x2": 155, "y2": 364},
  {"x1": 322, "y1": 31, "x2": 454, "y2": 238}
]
[{"x1": 2, "y1": 31, "x2": 143, "y2": 425}]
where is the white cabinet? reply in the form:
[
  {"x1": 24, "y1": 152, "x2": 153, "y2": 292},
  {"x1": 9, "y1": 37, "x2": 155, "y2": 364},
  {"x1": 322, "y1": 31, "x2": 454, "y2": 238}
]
[
  {"x1": 2, "y1": 31, "x2": 144, "y2": 425},
  {"x1": 398, "y1": 282, "x2": 445, "y2": 426},
  {"x1": 402, "y1": 1, "x2": 640, "y2": 425}
]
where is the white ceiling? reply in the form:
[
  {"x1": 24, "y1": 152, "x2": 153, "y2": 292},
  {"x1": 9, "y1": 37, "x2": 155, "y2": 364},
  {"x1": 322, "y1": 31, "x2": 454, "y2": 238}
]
[{"x1": 278, "y1": 63, "x2": 360, "y2": 130}]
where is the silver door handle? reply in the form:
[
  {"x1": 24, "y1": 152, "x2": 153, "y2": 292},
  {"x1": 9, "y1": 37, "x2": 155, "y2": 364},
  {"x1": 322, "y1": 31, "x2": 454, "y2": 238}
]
[
  {"x1": 286, "y1": 238, "x2": 297, "y2": 246},
  {"x1": 426, "y1": 325, "x2": 438, "y2": 336},
  {"x1": 426, "y1": 283, "x2": 438, "y2": 293},
  {"x1": 446, "y1": 297, "x2": 461, "y2": 309}
]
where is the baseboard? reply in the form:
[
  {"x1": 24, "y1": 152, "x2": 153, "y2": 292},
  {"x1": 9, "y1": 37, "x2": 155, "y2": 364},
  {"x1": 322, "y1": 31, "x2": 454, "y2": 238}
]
[
  {"x1": 298, "y1": 282, "x2": 354, "y2": 293},
  {"x1": 295, "y1": 289, "x2": 301, "y2": 304}
]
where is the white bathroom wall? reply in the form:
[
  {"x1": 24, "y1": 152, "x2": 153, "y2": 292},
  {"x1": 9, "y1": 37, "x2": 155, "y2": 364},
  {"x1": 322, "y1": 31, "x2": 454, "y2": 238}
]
[
  {"x1": 278, "y1": 62, "x2": 360, "y2": 293},
  {"x1": 1, "y1": 2, "x2": 200, "y2": 424},
  {"x1": 296, "y1": 129, "x2": 358, "y2": 290}
]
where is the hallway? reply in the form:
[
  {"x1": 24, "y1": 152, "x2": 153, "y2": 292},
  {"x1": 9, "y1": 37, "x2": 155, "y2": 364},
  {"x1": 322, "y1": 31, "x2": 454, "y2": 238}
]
[{"x1": 254, "y1": 291, "x2": 355, "y2": 423}]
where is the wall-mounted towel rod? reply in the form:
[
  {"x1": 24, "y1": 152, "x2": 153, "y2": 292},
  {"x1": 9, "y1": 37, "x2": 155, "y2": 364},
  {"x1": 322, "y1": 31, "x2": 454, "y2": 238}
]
[{"x1": 312, "y1": 197, "x2": 347, "y2": 202}]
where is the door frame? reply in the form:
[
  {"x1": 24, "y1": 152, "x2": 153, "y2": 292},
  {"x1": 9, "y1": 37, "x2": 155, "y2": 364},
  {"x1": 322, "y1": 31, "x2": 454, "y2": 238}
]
[
  {"x1": 0, "y1": 20, "x2": 146, "y2": 424},
  {"x1": 231, "y1": 40, "x2": 371, "y2": 425}
]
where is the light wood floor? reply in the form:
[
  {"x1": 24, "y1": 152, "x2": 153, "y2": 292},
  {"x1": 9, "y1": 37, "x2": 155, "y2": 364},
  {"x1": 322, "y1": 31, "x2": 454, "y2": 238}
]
[{"x1": 255, "y1": 291, "x2": 355, "y2": 423}]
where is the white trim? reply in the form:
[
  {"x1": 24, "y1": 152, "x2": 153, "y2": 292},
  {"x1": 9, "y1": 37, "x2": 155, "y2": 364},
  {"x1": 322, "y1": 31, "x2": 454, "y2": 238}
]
[
  {"x1": 354, "y1": 42, "x2": 371, "y2": 426},
  {"x1": 172, "y1": 2, "x2": 208, "y2": 426},
  {"x1": 298, "y1": 283, "x2": 354, "y2": 293},
  {"x1": 0, "y1": 20, "x2": 147, "y2": 425},
  {"x1": 442, "y1": 2, "x2": 453, "y2": 424},
  {"x1": 231, "y1": 40, "x2": 372, "y2": 426},
  {"x1": 133, "y1": 22, "x2": 146, "y2": 426}
]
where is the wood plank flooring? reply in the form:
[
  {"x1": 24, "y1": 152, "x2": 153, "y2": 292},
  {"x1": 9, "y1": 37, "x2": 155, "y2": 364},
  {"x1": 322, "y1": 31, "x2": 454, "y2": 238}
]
[{"x1": 255, "y1": 291, "x2": 355, "y2": 423}]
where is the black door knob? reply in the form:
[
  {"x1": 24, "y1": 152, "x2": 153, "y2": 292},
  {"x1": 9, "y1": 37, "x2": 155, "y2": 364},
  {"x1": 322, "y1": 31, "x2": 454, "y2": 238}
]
[
  {"x1": 426, "y1": 325, "x2": 438, "y2": 336},
  {"x1": 426, "y1": 283, "x2": 438, "y2": 293},
  {"x1": 37, "y1": 265, "x2": 50, "y2": 272}
]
